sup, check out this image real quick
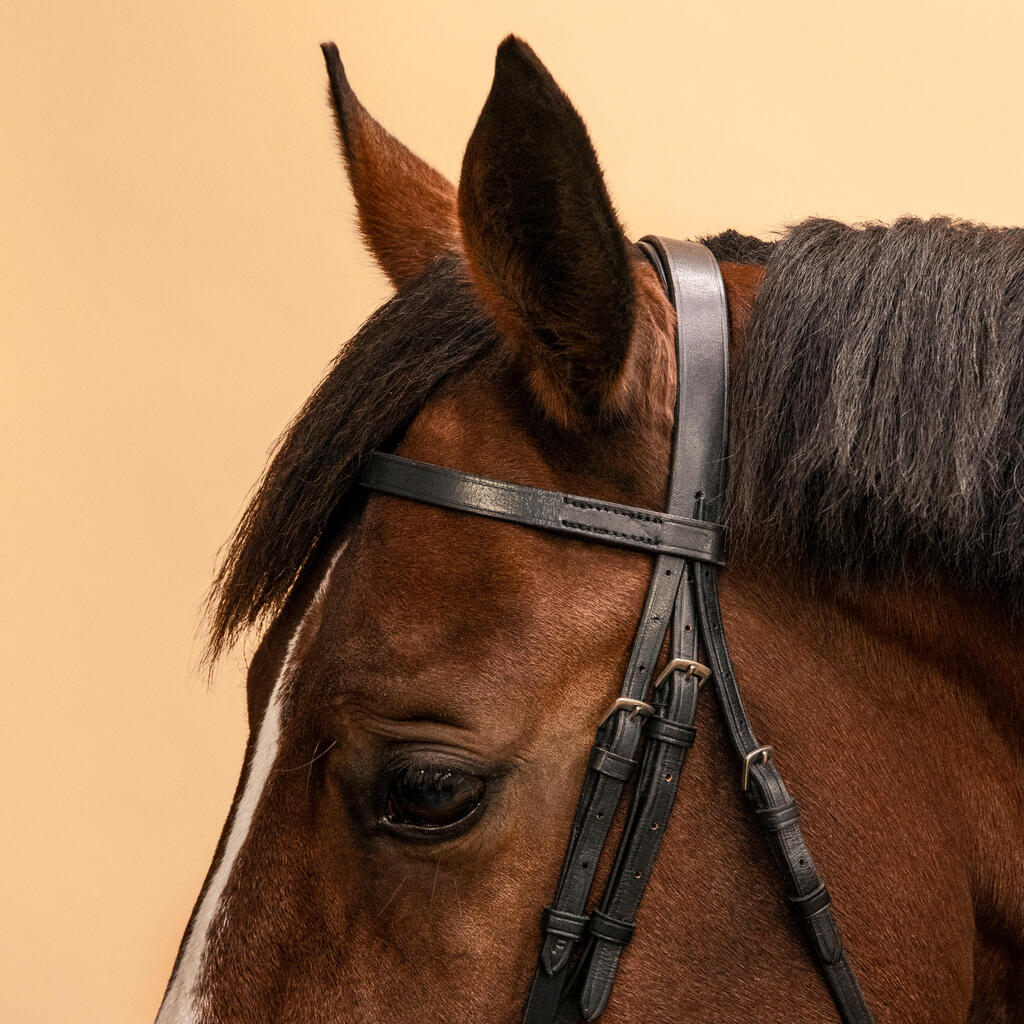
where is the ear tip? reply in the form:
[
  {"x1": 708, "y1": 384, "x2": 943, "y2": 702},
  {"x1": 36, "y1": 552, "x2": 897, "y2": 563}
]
[
  {"x1": 497, "y1": 34, "x2": 532, "y2": 57},
  {"x1": 320, "y1": 41, "x2": 351, "y2": 97},
  {"x1": 495, "y1": 35, "x2": 545, "y2": 79}
]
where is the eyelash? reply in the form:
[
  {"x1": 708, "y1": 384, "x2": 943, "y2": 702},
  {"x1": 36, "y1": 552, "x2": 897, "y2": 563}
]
[{"x1": 375, "y1": 754, "x2": 490, "y2": 841}]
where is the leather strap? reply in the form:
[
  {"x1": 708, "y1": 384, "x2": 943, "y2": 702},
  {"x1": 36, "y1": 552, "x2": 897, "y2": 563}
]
[
  {"x1": 355, "y1": 237, "x2": 874, "y2": 1024},
  {"x1": 519, "y1": 549, "x2": 685, "y2": 1021},
  {"x1": 694, "y1": 562, "x2": 874, "y2": 1023},
  {"x1": 566, "y1": 238, "x2": 728, "y2": 1021},
  {"x1": 359, "y1": 453, "x2": 727, "y2": 565},
  {"x1": 519, "y1": 240, "x2": 726, "y2": 1024},
  {"x1": 639, "y1": 237, "x2": 730, "y2": 522}
]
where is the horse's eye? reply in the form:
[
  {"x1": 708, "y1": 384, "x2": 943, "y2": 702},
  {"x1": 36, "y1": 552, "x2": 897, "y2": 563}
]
[{"x1": 383, "y1": 764, "x2": 485, "y2": 835}]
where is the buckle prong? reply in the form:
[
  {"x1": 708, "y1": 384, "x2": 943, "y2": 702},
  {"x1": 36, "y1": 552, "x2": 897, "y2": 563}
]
[
  {"x1": 652, "y1": 657, "x2": 712, "y2": 689},
  {"x1": 741, "y1": 745, "x2": 775, "y2": 791},
  {"x1": 599, "y1": 697, "x2": 655, "y2": 728}
]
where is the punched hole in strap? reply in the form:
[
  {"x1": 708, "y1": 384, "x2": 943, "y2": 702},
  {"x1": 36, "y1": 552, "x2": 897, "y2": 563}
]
[{"x1": 588, "y1": 909, "x2": 636, "y2": 947}]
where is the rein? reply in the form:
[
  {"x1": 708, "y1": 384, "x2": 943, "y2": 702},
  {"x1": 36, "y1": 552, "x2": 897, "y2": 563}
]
[{"x1": 358, "y1": 237, "x2": 874, "y2": 1024}]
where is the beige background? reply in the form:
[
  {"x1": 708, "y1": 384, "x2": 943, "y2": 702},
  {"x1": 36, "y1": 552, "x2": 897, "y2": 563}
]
[{"x1": 3, "y1": 1, "x2": 1022, "y2": 1020}]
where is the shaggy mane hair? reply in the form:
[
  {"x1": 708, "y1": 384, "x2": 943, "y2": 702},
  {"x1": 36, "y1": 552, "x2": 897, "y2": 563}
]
[
  {"x1": 205, "y1": 254, "x2": 497, "y2": 662},
  {"x1": 731, "y1": 216, "x2": 1024, "y2": 609},
  {"x1": 701, "y1": 228, "x2": 775, "y2": 265},
  {"x1": 207, "y1": 217, "x2": 1024, "y2": 660}
]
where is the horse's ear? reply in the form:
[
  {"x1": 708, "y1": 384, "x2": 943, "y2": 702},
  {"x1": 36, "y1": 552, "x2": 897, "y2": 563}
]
[
  {"x1": 458, "y1": 37, "x2": 637, "y2": 428},
  {"x1": 321, "y1": 43, "x2": 460, "y2": 288}
]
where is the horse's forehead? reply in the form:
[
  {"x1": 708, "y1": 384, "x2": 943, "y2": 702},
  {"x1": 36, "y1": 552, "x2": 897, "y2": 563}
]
[
  {"x1": 271, "y1": 345, "x2": 659, "y2": 746},
  {"x1": 281, "y1": 468, "x2": 655, "y2": 758},
  {"x1": 400, "y1": 359, "x2": 547, "y2": 472},
  {"x1": 300, "y1": 513, "x2": 647, "y2": 721}
]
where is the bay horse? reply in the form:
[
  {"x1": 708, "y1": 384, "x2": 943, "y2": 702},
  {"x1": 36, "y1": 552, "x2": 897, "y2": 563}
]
[{"x1": 156, "y1": 36, "x2": 1024, "y2": 1024}]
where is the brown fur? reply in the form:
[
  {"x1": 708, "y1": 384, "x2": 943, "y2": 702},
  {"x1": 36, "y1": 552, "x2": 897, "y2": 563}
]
[
  {"x1": 322, "y1": 43, "x2": 460, "y2": 287},
  {"x1": 158, "y1": 36, "x2": 1024, "y2": 1024},
  {"x1": 458, "y1": 39, "x2": 641, "y2": 430}
]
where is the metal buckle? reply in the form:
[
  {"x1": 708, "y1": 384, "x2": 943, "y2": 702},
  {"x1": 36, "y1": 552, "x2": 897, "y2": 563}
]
[
  {"x1": 652, "y1": 657, "x2": 712, "y2": 689},
  {"x1": 741, "y1": 745, "x2": 775, "y2": 791},
  {"x1": 598, "y1": 697, "x2": 655, "y2": 728}
]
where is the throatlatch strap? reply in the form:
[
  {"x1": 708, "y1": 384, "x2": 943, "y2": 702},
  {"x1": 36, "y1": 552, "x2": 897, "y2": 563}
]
[{"x1": 694, "y1": 563, "x2": 874, "y2": 1024}]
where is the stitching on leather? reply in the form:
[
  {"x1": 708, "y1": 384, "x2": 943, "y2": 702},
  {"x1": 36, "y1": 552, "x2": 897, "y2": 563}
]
[
  {"x1": 561, "y1": 520, "x2": 657, "y2": 546},
  {"x1": 562, "y1": 497, "x2": 663, "y2": 524}
]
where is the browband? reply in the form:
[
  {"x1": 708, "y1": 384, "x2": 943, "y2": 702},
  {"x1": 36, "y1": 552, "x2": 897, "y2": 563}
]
[
  {"x1": 356, "y1": 237, "x2": 873, "y2": 1024},
  {"x1": 359, "y1": 452, "x2": 728, "y2": 565}
]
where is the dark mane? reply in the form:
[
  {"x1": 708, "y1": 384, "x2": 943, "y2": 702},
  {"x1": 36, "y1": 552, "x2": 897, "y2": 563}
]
[
  {"x1": 701, "y1": 229, "x2": 775, "y2": 265},
  {"x1": 205, "y1": 254, "x2": 496, "y2": 661},
  {"x1": 209, "y1": 216, "x2": 1024, "y2": 660},
  {"x1": 731, "y1": 216, "x2": 1024, "y2": 610}
]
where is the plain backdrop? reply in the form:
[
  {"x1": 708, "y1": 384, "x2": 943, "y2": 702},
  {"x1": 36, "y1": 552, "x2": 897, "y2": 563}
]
[{"x1": 3, "y1": 1, "x2": 1023, "y2": 1020}]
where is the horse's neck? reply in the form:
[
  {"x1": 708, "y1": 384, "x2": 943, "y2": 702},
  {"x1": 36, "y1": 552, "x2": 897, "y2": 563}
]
[
  {"x1": 747, "y1": 562, "x2": 1022, "y2": 773},
  {"x1": 719, "y1": 256, "x2": 1023, "y2": 760},
  {"x1": 723, "y1": 561, "x2": 1024, "y2": 950},
  {"x1": 834, "y1": 575, "x2": 1023, "y2": 739},
  {"x1": 839, "y1": 575, "x2": 1024, "y2": 950}
]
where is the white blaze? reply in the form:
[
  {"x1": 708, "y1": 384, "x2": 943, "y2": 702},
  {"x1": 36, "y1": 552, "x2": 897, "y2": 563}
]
[{"x1": 156, "y1": 549, "x2": 343, "y2": 1023}]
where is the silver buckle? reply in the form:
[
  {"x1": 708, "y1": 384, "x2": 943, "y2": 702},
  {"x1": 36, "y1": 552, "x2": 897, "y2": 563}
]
[
  {"x1": 652, "y1": 657, "x2": 712, "y2": 689},
  {"x1": 598, "y1": 697, "x2": 655, "y2": 728},
  {"x1": 741, "y1": 745, "x2": 775, "y2": 791}
]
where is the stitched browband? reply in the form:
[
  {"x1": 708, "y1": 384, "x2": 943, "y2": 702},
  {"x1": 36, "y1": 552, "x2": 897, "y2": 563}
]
[
  {"x1": 359, "y1": 452, "x2": 728, "y2": 565},
  {"x1": 357, "y1": 237, "x2": 874, "y2": 1024}
]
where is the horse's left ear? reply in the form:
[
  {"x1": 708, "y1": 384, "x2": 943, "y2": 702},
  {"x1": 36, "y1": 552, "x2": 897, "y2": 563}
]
[
  {"x1": 321, "y1": 43, "x2": 460, "y2": 288},
  {"x1": 458, "y1": 37, "x2": 638, "y2": 428}
]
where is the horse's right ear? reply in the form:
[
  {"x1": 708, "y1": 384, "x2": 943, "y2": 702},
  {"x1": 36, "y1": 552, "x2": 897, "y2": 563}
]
[
  {"x1": 457, "y1": 38, "x2": 639, "y2": 430},
  {"x1": 321, "y1": 43, "x2": 460, "y2": 288}
]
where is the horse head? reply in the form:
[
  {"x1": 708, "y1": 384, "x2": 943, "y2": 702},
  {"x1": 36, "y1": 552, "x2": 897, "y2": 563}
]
[{"x1": 156, "y1": 35, "x2": 1024, "y2": 1024}]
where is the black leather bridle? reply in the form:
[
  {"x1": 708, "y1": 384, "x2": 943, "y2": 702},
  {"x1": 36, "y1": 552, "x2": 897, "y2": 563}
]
[{"x1": 358, "y1": 238, "x2": 874, "y2": 1024}]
